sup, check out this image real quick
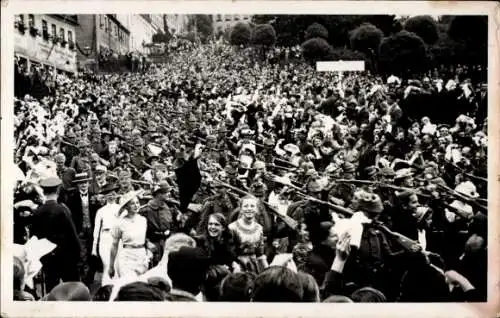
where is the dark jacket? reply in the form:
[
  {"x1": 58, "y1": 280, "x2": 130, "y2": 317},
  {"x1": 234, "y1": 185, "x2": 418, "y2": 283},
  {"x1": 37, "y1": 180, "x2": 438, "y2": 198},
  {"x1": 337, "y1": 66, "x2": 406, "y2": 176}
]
[
  {"x1": 62, "y1": 190, "x2": 102, "y2": 234},
  {"x1": 194, "y1": 234, "x2": 238, "y2": 267},
  {"x1": 30, "y1": 200, "x2": 81, "y2": 264},
  {"x1": 305, "y1": 244, "x2": 336, "y2": 287}
]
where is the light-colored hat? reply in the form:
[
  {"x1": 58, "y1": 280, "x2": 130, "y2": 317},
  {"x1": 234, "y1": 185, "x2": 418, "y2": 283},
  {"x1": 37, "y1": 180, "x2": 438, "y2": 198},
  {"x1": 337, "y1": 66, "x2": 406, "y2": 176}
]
[
  {"x1": 284, "y1": 144, "x2": 300, "y2": 156},
  {"x1": 394, "y1": 168, "x2": 413, "y2": 180},
  {"x1": 455, "y1": 181, "x2": 479, "y2": 199},
  {"x1": 118, "y1": 190, "x2": 144, "y2": 211}
]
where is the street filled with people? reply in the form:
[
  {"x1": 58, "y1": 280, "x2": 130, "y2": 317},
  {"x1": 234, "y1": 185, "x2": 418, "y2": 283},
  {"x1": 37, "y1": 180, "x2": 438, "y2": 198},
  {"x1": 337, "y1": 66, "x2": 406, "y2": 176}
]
[{"x1": 13, "y1": 40, "x2": 488, "y2": 302}]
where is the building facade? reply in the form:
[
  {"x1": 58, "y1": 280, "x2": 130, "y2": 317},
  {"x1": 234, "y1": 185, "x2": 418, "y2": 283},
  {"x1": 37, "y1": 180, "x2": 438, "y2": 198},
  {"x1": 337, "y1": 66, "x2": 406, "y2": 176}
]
[
  {"x1": 14, "y1": 14, "x2": 78, "y2": 74},
  {"x1": 75, "y1": 14, "x2": 130, "y2": 70},
  {"x1": 128, "y1": 14, "x2": 164, "y2": 53},
  {"x1": 164, "y1": 14, "x2": 189, "y2": 35},
  {"x1": 213, "y1": 14, "x2": 252, "y2": 36}
]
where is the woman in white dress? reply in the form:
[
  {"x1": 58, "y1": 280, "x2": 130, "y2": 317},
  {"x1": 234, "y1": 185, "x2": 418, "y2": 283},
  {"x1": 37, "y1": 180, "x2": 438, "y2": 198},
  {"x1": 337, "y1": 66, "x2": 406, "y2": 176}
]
[
  {"x1": 108, "y1": 190, "x2": 151, "y2": 280},
  {"x1": 91, "y1": 188, "x2": 120, "y2": 286}
]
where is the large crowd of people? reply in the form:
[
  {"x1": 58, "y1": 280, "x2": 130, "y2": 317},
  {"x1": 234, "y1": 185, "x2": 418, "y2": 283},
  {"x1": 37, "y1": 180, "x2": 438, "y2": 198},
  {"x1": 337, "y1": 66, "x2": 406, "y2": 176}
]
[{"x1": 13, "y1": 40, "x2": 488, "y2": 303}]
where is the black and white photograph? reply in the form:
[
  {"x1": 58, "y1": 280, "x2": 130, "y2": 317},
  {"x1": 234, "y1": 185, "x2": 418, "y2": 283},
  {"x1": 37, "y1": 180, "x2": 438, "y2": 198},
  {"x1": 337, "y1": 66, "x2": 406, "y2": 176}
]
[{"x1": 1, "y1": 1, "x2": 499, "y2": 317}]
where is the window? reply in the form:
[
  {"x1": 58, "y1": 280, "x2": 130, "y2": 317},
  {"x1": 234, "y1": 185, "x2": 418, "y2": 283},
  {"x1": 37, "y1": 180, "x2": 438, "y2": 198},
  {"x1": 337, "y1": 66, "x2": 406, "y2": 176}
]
[
  {"x1": 67, "y1": 30, "x2": 73, "y2": 43},
  {"x1": 225, "y1": 15, "x2": 231, "y2": 21},
  {"x1": 60, "y1": 27, "x2": 65, "y2": 42},
  {"x1": 100, "y1": 15, "x2": 104, "y2": 29},
  {"x1": 104, "y1": 16, "x2": 108, "y2": 31},
  {"x1": 115, "y1": 25, "x2": 118, "y2": 36},
  {"x1": 235, "y1": 15, "x2": 240, "y2": 21},
  {"x1": 42, "y1": 20, "x2": 48, "y2": 39},
  {"x1": 28, "y1": 14, "x2": 35, "y2": 28},
  {"x1": 17, "y1": 14, "x2": 25, "y2": 25},
  {"x1": 51, "y1": 24, "x2": 57, "y2": 38},
  {"x1": 216, "y1": 14, "x2": 222, "y2": 21}
]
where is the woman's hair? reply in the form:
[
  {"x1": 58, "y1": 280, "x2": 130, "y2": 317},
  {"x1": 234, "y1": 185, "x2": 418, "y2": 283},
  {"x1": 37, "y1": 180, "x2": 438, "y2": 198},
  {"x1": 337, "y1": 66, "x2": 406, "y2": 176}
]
[
  {"x1": 92, "y1": 284, "x2": 113, "y2": 301},
  {"x1": 220, "y1": 272, "x2": 256, "y2": 302},
  {"x1": 164, "y1": 233, "x2": 197, "y2": 254},
  {"x1": 350, "y1": 287, "x2": 387, "y2": 302},
  {"x1": 115, "y1": 281, "x2": 166, "y2": 301},
  {"x1": 239, "y1": 194, "x2": 259, "y2": 208},
  {"x1": 296, "y1": 271, "x2": 320, "y2": 302},
  {"x1": 323, "y1": 295, "x2": 354, "y2": 303},
  {"x1": 207, "y1": 212, "x2": 228, "y2": 231},
  {"x1": 202, "y1": 265, "x2": 231, "y2": 301},
  {"x1": 252, "y1": 266, "x2": 303, "y2": 302}
]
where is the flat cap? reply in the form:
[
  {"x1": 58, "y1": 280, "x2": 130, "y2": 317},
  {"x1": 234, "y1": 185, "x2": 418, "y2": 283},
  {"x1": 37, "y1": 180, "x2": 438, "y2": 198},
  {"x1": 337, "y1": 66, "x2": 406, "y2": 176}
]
[{"x1": 39, "y1": 177, "x2": 62, "y2": 188}]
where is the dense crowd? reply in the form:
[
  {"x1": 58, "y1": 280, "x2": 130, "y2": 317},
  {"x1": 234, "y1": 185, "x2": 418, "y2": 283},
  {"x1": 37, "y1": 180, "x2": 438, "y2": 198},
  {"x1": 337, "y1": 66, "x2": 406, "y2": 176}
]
[{"x1": 13, "y1": 41, "x2": 488, "y2": 303}]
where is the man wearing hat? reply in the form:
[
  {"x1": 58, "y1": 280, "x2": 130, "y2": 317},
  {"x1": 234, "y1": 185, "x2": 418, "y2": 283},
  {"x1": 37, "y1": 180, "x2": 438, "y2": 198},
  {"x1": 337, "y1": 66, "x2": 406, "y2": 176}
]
[
  {"x1": 142, "y1": 162, "x2": 167, "y2": 187},
  {"x1": 286, "y1": 177, "x2": 332, "y2": 252},
  {"x1": 195, "y1": 171, "x2": 239, "y2": 234},
  {"x1": 54, "y1": 153, "x2": 76, "y2": 196},
  {"x1": 394, "y1": 168, "x2": 415, "y2": 196},
  {"x1": 30, "y1": 177, "x2": 81, "y2": 292},
  {"x1": 140, "y1": 181, "x2": 179, "y2": 267},
  {"x1": 328, "y1": 162, "x2": 356, "y2": 205},
  {"x1": 63, "y1": 172, "x2": 101, "y2": 286},
  {"x1": 342, "y1": 189, "x2": 406, "y2": 301},
  {"x1": 70, "y1": 139, "x2": 92, "y2": 173},
  {"x1": 130, "y1": 136, "x2": 147, "y2": 172},
  {"x1": 60, "y1": 130, "x2": 79, "y2": 165}
]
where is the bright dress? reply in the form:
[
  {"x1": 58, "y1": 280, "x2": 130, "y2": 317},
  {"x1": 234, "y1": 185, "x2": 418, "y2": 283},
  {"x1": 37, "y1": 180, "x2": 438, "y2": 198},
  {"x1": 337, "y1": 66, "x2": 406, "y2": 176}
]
[{"x1": 111, "y1": 213, "x2": 150, "y2": 279}]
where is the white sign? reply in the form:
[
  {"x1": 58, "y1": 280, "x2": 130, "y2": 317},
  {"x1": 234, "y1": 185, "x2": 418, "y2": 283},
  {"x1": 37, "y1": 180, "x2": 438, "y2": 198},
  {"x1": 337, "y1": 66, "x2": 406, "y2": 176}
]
[{"x1": 316, "y1": 61, "x2": 365, "y2": 72}]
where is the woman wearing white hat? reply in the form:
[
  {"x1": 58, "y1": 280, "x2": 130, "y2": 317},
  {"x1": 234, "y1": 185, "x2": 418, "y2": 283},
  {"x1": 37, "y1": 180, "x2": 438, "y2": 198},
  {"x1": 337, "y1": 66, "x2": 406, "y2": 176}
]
[{"x1": 108, "y1": 190, "x2": 151, "y2": 280}]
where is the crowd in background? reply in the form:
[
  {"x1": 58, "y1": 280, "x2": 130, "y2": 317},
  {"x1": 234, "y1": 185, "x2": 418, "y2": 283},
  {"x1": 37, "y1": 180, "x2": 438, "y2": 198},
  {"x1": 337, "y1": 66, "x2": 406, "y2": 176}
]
[{"x1": 13, "y1": 41, "x2": 488, "y2": 302}]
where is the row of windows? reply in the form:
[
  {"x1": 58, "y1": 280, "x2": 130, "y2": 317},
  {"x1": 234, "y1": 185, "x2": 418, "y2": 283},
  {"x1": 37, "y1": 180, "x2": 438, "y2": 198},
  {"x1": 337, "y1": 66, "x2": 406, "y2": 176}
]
[
  {"x1": 99, "y1": 15, "x2": 127, "y2": 44},
  {"x1": 215, "y1": 14, "x2": 251, "y2": 22},
  {"x1": 17, "y1": 14, "x2": 74, "y2": 44}
]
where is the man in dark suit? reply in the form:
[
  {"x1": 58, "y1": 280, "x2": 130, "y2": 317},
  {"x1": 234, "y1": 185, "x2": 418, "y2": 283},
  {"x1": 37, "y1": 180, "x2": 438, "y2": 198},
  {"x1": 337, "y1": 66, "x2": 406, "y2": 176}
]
[
  {"x1": 62, "y1": 173, "x2": 102, "y2": 286},
  {"x1": 54, "y1": 153, "x2": 76, "y2": 202},
  {"x1": 30, "y1": 177, "x2": 81, "y2": 292}
]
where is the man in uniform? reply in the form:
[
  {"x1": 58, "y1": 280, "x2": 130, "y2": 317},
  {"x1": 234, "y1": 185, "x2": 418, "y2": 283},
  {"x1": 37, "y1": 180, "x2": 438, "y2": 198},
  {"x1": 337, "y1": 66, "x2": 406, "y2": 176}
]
[
  {"x1": 70, "y1": 139, "x2": 92, "y2": 173},
  {"x1": 30, "y1": 177, "x2": 81, "y2": 292},
  {"x1": 140, "y1": 181, "x2": 179, "y2": 267},
  {"x1": 195, "y1": 171, "x2": 239, "y2": 234}
]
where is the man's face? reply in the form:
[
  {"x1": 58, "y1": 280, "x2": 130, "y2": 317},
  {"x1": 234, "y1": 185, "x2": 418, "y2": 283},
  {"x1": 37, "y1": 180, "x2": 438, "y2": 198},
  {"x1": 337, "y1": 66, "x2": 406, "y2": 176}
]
[
  {"x1": 323, "y1": 226, "x2": 339, "y2": 249},
  {"x1": 406, "y1": 194, "x2": 419, "y2": 213},
  {"x1": 78, "y1": 182, "x2": 89, "y2": 193},
  {"x1": 403, "y1": 176, "x2": 414, "y2": 187}
]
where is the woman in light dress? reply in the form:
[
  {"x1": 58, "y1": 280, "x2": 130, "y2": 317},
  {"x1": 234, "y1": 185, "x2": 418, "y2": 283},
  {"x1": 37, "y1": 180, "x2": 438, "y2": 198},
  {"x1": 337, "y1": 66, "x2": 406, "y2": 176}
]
[
  {"x1": 228, "y1": 195, "x2": 269, "y2": 274},
  {"x1": 108, "y1": 190, "x2": 152, "y2": 280},
  {"x1": 92, "y1": 188, "x2": 120, "y2": 286}
]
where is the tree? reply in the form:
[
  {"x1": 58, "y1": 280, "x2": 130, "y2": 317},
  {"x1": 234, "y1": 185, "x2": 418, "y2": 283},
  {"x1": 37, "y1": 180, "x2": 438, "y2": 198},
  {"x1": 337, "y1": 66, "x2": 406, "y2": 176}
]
[
  {"x1": 378, "y1": 30, "x2": 429, "y2": 77},
  {"x1": 448, "y1": 16, "x2": 487, "y2": 65},
  {"x1": 187, "y1": 15, "x2": 214, "y2": 43},
  {"x1": 349, "y1": 23, "x2": 384, "y2": 55},
  {"x1": 230, "y1": 22, "x2": 252, "y2": 46},
  {"x1": 326, "y1": 47, "x2": 372, "y2": 72},
  {"x1": 251, "y1": 24, "x2": 277, "y2": 47},
  {"x1": 152, "y1": 32, "x2": 171, "y2": 44},
  {"x1": 305, "y1": 22, "x2": 329, "y2": 40},
  {"x1": 403, "y1": 15, "x2": 438, "y2": 45},
  {"x1": 429, "y1": 33, "x2": 467, "y2": 67},
  {"x1": 301, "y1": 37, "x2": 333, "y2": 63}
]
